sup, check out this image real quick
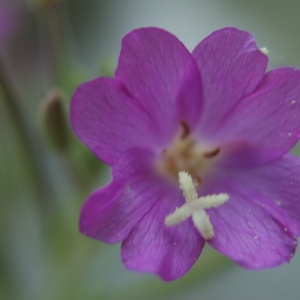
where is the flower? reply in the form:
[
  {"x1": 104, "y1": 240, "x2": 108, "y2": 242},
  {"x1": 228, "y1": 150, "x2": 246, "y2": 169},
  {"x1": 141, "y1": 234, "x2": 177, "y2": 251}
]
[
  {"x1": 0, "y1": 0, "x2": 23, "y2": 46},
  {"x1": 70, "y1": 27, "x2": 300, "y2": 281}
]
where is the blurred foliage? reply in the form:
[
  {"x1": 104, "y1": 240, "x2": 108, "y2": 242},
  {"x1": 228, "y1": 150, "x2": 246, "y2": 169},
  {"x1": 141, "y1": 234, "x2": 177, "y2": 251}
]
[{"x1": 0, "y1": 1, "x2": 233, "y2": 299}]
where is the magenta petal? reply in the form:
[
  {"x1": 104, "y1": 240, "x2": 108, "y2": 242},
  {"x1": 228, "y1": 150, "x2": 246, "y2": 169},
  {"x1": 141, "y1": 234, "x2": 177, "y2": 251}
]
[
  {"x1": 116, "y1": 27, "x2": 203, "y2": 139},
  {"x1": 79, "y1": 181, "x2": 124, "y2": 244},
  {"x1": 210, "y1": 196, "x2": 297, "y2": 268},
  {"x1": 81, "y1": 146, "x2": 205, "y2": 280},
  {"x1": 202, "y1": 171, "x2": 298, "y2": 268},
  {"x1": 0, "y1": 1, "x2": 23, "y2": 44},
  {"x1": 215, "y1": 68, "x2": 300, "y2": 164},
  {"x1": 70, "y1": 77, "x2": 161, "y2": 164},
  {"x1": 192, "y1": 27, "x2": 267, "y2": 138},
  {"x1": 225, "y1": 154, "x2": 300, "y2": 235},
  {"x1": 121, "y1": 188, "x2": 205, "y2": 281},
  {"x1": 79, "y1": 148, "x2": 159, "y2": 243}
]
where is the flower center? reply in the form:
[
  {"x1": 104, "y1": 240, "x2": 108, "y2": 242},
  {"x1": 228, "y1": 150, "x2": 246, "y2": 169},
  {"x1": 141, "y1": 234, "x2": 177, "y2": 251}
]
[
  {"x1": 157, "y1": 121, "x2": 220, "y2": 183},
  {"x1": 156, "y1": 122, "x2": 229, "y2": 239}
]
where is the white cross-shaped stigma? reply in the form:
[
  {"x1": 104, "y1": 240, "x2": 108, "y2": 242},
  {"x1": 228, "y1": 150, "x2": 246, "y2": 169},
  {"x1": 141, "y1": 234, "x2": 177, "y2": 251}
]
[{"x1": 164, "y1": 171, "x2": 229, "y2": 240}]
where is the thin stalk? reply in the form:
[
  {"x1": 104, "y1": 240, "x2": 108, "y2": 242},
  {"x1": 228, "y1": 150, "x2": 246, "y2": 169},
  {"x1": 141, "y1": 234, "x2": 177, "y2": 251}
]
[
  {"x1": 0, "y1": 58, "x2": 53, "y2": 213},
  {"x1": 37, "y1": 0, "x2": 68, "y2": 86}
]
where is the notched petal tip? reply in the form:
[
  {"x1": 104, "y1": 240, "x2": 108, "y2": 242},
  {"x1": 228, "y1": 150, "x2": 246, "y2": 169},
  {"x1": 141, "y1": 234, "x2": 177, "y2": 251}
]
[
  {"x1": 117, "y1": 26, "x2": 204, "y2": 136},
  {"x1": 192, "y1": 26, "x2": 268, "y2": 140}
]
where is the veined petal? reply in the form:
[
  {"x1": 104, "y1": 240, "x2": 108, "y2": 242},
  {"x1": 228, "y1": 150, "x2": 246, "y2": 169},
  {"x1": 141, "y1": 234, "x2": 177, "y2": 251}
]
[
  {"x1": 80, "y1": 148, "x2": 161, "y2": 243},
  {"x1": 215, "y1": 68, "x2": 300, "y2": 165},
  {"x1": 192, "y1": 27, "x2": 267, "y2": 138},
  {"x1": 70, "y1": 78, "x2": 160, "y2": 165},
  {"x1": 121, "y1": 188, "x2": 205, "y2": 281},
  {"x1": 201, "y1": 170, "x2": 298, "y2": 268},
  {"x1": 116, "y1": 27, "x2": 203, "y2": 141},
  {"x1": 224, "y1": 154, "x2": 300, "y2": 235}
]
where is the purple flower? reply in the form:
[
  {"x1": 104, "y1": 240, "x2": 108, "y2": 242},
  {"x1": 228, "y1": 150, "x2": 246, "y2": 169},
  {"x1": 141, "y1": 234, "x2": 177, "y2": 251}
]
[
  {"x1": 71, "y1": 27, "x2": 300, "y2": 281},
  {"x1": 0, "y1": 0, "x2": 23, "y2": 46}
]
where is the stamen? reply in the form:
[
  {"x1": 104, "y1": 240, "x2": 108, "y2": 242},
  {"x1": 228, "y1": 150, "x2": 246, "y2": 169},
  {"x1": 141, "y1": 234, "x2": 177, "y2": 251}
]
[
  {"x1": 180, "y1": 120, "x2": 190, "y2": 139},
  {"x1": 164, "y1": 171, "x2": 229, "y2": 240},
  {"x1": 203, "y1": 147, "x2": 220, "y2": 158}
]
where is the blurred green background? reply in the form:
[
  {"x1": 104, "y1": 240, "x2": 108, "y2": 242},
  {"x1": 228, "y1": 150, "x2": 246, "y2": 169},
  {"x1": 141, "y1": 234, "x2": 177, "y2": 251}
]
[{"x1": 1, "y1": 0, "x2": 300, "y2": 299}]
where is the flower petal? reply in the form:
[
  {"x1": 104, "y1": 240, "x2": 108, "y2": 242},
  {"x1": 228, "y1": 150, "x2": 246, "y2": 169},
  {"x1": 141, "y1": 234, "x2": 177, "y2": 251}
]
[
  {"x1": 201, "y1": 169, "x2": 298, "y2": 268},
  {"x1": 79, "y1": 148, "x2": 161, "y2": 244},
  {"x1": 81, "y1": 146, "x2": 205, "y2": 280},
  {"x1": 70, "y1": 78, "x2": 161, "y2": 165},
  {"x1": 215, "y1": 68, "x2": 300, "y2": 165},
  {"x1": 225, "y1": 154, "x2": 300, "y2": 235},
  {"x1": 116, "y1": 27, "x2": 203, "y2": 140},
  {"x1": 121, "y1": 188, "x2": 205, "y2": 281},
  {"x1": 192, "y1": 27, "x2": 268, "y2": 138}
]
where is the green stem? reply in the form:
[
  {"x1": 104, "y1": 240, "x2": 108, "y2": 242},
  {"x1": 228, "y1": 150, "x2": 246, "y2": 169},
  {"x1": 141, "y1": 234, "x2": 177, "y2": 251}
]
[
  {"x1": 37, "y1": 0, "x2": 68, "y2": 86},
  {"x1": 0, "y1": 58, "x2": 54, "y2": 213}
]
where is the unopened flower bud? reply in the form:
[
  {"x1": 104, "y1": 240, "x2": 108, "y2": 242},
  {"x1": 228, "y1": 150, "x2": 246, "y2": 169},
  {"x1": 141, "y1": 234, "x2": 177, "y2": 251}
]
[{"x1": 39, "y1": 88, "x2": 69, "y2": 151}]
